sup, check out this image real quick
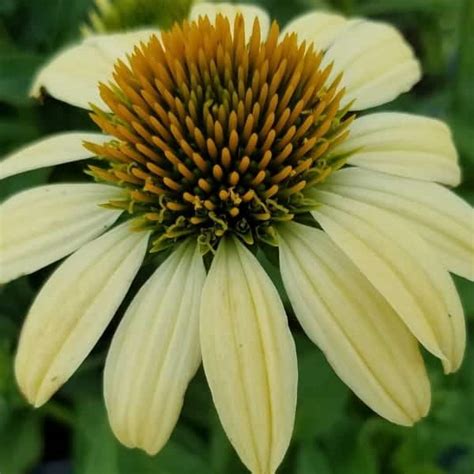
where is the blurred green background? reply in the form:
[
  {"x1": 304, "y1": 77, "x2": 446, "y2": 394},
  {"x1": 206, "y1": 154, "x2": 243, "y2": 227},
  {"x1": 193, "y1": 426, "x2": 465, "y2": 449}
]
[{"x1": 0, "y1": 0, "x2": 473, "y2": 473}]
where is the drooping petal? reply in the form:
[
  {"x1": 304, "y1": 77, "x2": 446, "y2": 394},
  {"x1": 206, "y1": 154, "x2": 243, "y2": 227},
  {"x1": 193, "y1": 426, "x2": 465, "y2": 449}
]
[
  {"x1": 321, "y1": 20, "x2": 421, "y2": 110},
  {"x1": 0, "y1": 183, "x2": 123, "y2": 284},
  {"x1": 280, "y1": 11, "x2": 348, "y2": 50},
  {"x1": 14, "y1": 222, "x2": 150, "y2": 407},
  {"x1": 310, "y1": 190, "x2": 465, "y2": 372},
  {"x1": 200, "y1": 237, "x2": 297, "y2": 473},
  {"x1": 332, "y1": 113, "x2": 460, "y2": 185},
  {"x1": 279, "y1": 222, "x2": 430, "y2": 425},
  {"x1": 0, "y1": 132, "x2": 111, "y2": 180},
  {"x1": 31, "y1": 29, "x2": 159, "y2": 109},
  {"x1": 104, "y1": 241, "x2": 206, "y2": 455},
  {"x1": 323, "y1": 168, "x2": 474, "y2": 280},
  {"x1": 189, "y1": 2, "x2": 270, "y2": 39}
]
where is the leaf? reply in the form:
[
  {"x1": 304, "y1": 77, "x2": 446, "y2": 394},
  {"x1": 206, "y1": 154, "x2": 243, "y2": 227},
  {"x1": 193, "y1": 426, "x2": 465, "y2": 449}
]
[
  {"x1": 256, "y1": 247, "x2": 291, "y2": 311},
  {"x1": 16, "y1": 0, "x2": 91, "y2": 50},
  {"x1": 0, "y1": 413, "x2": 43, "y2": 474},
  {"x1": 333, "y1": 439, "x2": 378, "y2": 474},
  {"x1": 449, "y1": 114, "x2": 474, "y2": 168},
  {"x1": 209, "y1": 413, "x2": 247, "y2": 473},
  {"x1": 0, "y1": 0, "x2": 15, "y2": 15},
  {"x1": 0, "y1": 277, "x2": 35, "y2": 318},
  {"x1": 409, "y1": 467, "x2": 446, "y2": 474},
  {"x1": 117, "y1": 440, "x2": 212, "y2": 474},
  {"x1": 179, "y1": 368, "x2": 213, "y2": 428},
  {"x1": 0, "y1": 117, "x2": 39, "y2": 144},
  {"x1": 452, "y1": 0, "x2": 474, "y2": 120},
  {"x1": 0, "y1": 48, "x2": 45, "y2": 106},
  {"x1": 454, "y1": 276, "x2": 474, "y2": 320},
  {"x1": 73, "y1": 387, "x2": 213, "y2": 474},
  {"x1": 293, "y1": 336, "x2": 349, "y2": 441},
  {"x1": 296, "y1": 442, "x2": 332, "y2": 474},
  {"x1": 0, "y1": 167, "x2": 52, "y2": 201},
  {"x1": 74, "y1": 395, "x2": 119, "y2": 474}
]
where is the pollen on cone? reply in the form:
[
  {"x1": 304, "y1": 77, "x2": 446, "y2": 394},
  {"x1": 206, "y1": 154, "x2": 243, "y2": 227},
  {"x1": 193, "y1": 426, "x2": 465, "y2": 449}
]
[{"x1": 87, "y1": 14, "x2": 352, "y2": 251}]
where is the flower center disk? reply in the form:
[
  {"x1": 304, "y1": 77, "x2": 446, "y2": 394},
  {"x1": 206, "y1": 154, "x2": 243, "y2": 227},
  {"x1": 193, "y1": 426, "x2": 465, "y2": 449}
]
[{"x1": 86, "y1": 14, "x2": 352, "y2": 252}]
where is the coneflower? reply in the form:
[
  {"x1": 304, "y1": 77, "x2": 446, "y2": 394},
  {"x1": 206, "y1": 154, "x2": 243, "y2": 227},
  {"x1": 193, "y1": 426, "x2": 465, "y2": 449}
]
[{"x1": 0, "y1": 3, "x2": 472, "y2": 473}]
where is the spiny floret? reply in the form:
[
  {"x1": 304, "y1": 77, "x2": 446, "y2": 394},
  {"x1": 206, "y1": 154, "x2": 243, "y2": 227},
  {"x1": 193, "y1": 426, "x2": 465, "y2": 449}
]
[{"x1": 85, "y1": 14, "x2": 352, "y2": 252}]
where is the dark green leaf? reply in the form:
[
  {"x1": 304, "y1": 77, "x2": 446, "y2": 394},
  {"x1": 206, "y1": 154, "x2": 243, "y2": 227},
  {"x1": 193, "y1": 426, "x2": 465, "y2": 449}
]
[
  {"x1": 0, "y1": 168, "x2": 52, "y2": 201},
  {"x1": 296, "y1": 442, "x2": 332, "y2": 474},
  {"x1": 74, "y1": 396, "x2": 119, "y2": 474},
  {"x1": 0, "y1": 49, "x2": 44, "y2": 106},
  {"x1": 209, "y1": 413, "x2": 246, "y2": 473},
  {"x1": 117, "y1": 439, "x2": 212, "y2": 474},
  {"x1": 453, "y1": 275, "x2": 474, "y2": 319},
  {"x1": 293, "y1": 337, "x2": 349, "y2": 440},
  {"x1": 0, "y1": 413, "x2": 43, "y2": 474}
]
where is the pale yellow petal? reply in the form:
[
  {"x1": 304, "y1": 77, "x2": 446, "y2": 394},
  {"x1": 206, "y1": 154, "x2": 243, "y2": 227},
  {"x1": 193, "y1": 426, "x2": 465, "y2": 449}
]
[
  {"x1": 0, "y1": 183, "x2": 122, "y2": 284},
  {"x1": 310, "y1": 190, "x2": 465, "y2": 372},
  {"x1": 333, "y1": 113, "x2": 460, "y2": 185},
  {"x1": 324, "y1": 168, "x2": 474, "y2": 280},
  {"x1": 322, "y1": 20, "x2": 421, "y2": 110},
  {"x1": 83, "y1": 29, "x2": 159, "y2": 61},
  {"x1": 0, "y1": 132, "x2": 111, "y2": 180},
  {"x1": 31, "y1": 29, "x2": 159, "y2": 109},
  {"x1": 14, "y1": 222, "x2": 150, "y2": 407},
  {"x1": 279, "y1": 222, "x2": 430, "y2": 425},
  {"x1": 104, "y1": 241, "x2": 205, "y2": 455},
  {"x1": 200, "y1": 237, "x2": 297, "y2": 474},
  {"x1": 280, "y1": 11, "x2": 348, "y2": 50},
  {"x1": 189, "y1": 2, "x2": 270, "y2": 39}
]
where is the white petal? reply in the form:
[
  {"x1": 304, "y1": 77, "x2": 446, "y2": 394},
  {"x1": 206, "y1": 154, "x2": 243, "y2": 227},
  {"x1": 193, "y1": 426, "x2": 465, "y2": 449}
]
[
  {"x1": 14, "y1": 222, "x2": 150, "y2": 407},
  {"x1": 324, "y1": 168, "x2": 474, "y2": 280},
  {"x1": 310, "y1": 190, "x2": 465, "y2": 372},
  {"x1": 83, "y1": 29, "x2": 159, "y2": 61},
  {"x1": 0, "y1": 132, "x2": 111, "y2": 180},
  {"x1": 279, "y1": 222, "x2": 430, "y2": 425},
  {"x1": 104, "y1": 241, "x2": 206, "y2": 455},
  {"x1": 31, "y1": 29, "x2": 159, "y2": 109},
  {"x1": 281, "y1": 11, "x2": 348, "y2": 50},
  {"x1": 322, "y1": 20, "x2": 421, "y2": 110},
  {"x1": 333, "y1": 113, "x2": 460, "y2": 185},
  {"x1": 189, "y1": 2, "x2": 270, "y2": 39},
  {"x1": 200, "y1": 237, "x2": 297, "y2": 473},
  {"x1": 0, "y1": 183, "x2": 123, "y2": 284}
]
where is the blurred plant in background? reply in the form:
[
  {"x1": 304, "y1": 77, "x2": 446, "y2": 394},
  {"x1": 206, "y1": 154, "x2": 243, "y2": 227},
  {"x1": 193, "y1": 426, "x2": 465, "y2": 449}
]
[
  {"x1": 81, "y1": 0, "x2": 193, "y2": 35},
  {"x1": 0, "y1": 0, "x2": 472, "y2": 473}
]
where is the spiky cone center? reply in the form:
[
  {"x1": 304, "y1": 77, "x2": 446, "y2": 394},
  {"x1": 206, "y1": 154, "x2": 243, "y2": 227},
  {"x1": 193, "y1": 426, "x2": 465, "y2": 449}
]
[{"x1": 85, "y1": 14, "x2": 353, "y2": 252}]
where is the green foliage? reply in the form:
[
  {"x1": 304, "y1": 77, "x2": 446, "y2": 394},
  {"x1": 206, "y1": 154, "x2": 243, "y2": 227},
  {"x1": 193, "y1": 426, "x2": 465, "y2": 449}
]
[
  {"x1": 293, "y1": 336, "x2": 350, "y2": 441},
  {"x1": 0, "y1": 48, "x2": 44, "y2": 107},
  {"x1": 0, "y1": 0, "x2": 473, "y2": 473},
  {"x1": 296, "y1": 444, "x2": 332, "y2": 474},
  {"x1": 83, "y1": 0, "x2": 193, "y2": 33},
  {"x1": 0, "y1": 413, "x2": 43, "y2": 474}
]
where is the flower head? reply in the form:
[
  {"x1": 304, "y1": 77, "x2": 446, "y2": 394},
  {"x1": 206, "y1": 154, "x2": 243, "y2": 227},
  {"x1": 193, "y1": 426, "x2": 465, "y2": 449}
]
[
  {"x1": 1, "y1": 3, "x2": 472, "y2": 473},
  {"x1": 85, "y1": 14, "x2": 352, "y2": 251}
]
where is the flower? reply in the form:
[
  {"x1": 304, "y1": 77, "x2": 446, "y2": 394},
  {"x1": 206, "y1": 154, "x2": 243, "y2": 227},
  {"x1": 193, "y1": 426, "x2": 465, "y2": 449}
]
[{"x1": 1, "y1": 2, "x2": 472, "y2": 472}]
